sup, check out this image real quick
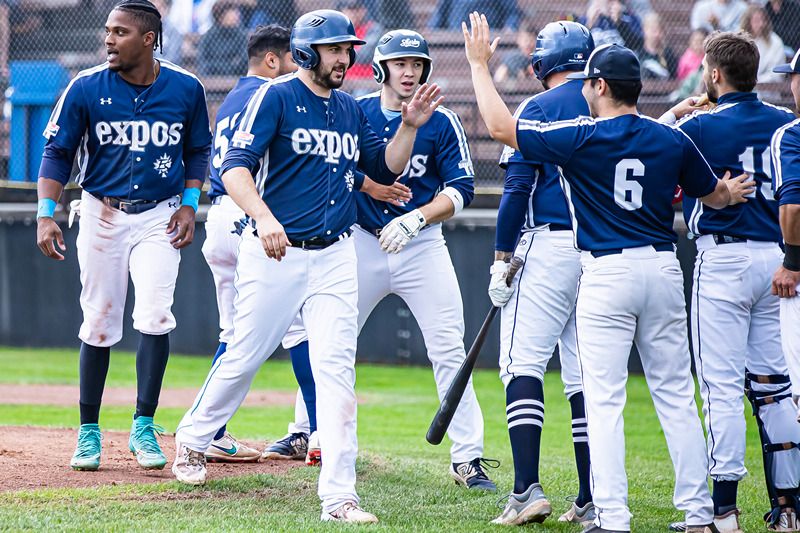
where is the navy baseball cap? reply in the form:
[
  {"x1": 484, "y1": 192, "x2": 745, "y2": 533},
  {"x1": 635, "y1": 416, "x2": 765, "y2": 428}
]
[
  {"x1": 773, "y1": 48, "x2": 800, "y2": 74},
  {"x1": 566, "y1": 43, "x2": 641, "y2": 81}
]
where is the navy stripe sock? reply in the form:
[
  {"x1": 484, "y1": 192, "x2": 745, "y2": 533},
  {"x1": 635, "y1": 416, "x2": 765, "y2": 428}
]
[
  {"x1": 506, "y1": 376, "x2": 544, "y2": 494},
  {"x1": 569, "y1": 392, "x2": 593, "y2": 507},
  {"x1": 290, "y1": 341, "x2": 317, "y2": 434},
  {"x1": 135, "y1": 333, "x2": 169, "y2": 419},
  {"x1": 79, "y1": 343, "x2": 111, "y2": 425},
  {"x1": 712, "y1": 480, "x2": 738, "y2": 515},
  {"x1": 211, "y1": 342, "x2": 228, "y2": 441}
]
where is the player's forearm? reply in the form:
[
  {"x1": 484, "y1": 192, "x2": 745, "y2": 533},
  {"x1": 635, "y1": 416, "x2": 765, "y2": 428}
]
[
  {"x1": 469, "y1": 63, "x2": 518, "y2": 149},
  {"x1": 699, "y1": 179, "x2": 731, "y2": 210},
  {"x1": 781, "y1": 204, "x2": 800, "y2": 245},
  {"x1": 419, "y1": 193, "x2": 456, "y2": 225},
  {"x1": 222, "y1": 167, "x2": 272, "y2": 220},
  {"x1": 37, "y1": 178, "x2": 64, "y2": 202},
  {"x1": 385, "y1": 123, "x2": 418, "y2": 175}
]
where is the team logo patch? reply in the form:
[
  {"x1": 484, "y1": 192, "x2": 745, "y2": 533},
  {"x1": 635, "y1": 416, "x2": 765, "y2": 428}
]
[
  {"x1": 45, "y1": 122, "x2": 60, "y2": 137},
  {"x1": 344, "y1": 169, "x2": 355, "y2": 192},
  {"x1": 154, "y1": 153, "x2": 173, "y2": 178},
  {"x1": 232, "y1": 130, "x2": 255, "y2": 147},
  {"x1": 400, "y1": 38, "x2": 421, "y2": 48},
  {"x1": 100, "y1": 97, "x2": 112, "y2": 105}
]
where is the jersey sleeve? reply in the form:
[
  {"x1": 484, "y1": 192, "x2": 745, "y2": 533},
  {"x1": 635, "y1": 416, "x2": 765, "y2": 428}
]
[
  {"x1": 220, "y1": 81, "x2": 281, "y2": 179},
  {"x1": 38, "y1": 75, "x2": 89, "y2": 185},
  {"x1": 435, "y1": 111, "x2": 475, "y2": 207},
  {"x1": 500, "y1": 100, "x2": 546, "y2": 169},
  {"x1": 495, "y1": 161, "x2": 536, "y2": 252},
  {"x1": 182, "y1": 80, "x2": 212, "y2": 182},
  {"x1": 515, "y1": 117, "x2": 591, "y2": 167},
  {"x1": 772, "y1": 123, "x2": 800, "y2": 206},
  {"x1": 675, "y1": 111, "x2": 703, "y2": 147},
  {"x1": 678, "y1": 132, "x2": 718, "y2": 198},
  {"x1": 356, "y1": 105, "x2": 397, "y2": 185}
]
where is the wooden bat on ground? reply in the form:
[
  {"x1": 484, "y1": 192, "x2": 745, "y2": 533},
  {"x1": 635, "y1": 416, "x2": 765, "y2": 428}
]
[{"x1": 426, "y1": 256, "x2": 525, "y2": 445}]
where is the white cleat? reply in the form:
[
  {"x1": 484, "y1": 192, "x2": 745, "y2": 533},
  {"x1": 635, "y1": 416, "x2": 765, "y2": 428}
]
[
  {"x1": 206, "y1": 432, "x2": 261, "y2": 463},
  {"x1": 321, "y1": 502, "x2": 379, "y2": 524},
  {"x1": 713, "y1": 508, "x2": 743, "y2": 533},
  {"x1": 172, "y1": 441, "x2": 207, "y2": 485},
  {"x1": 768, "y1": 508, "x2": 800, "y2": 531}
]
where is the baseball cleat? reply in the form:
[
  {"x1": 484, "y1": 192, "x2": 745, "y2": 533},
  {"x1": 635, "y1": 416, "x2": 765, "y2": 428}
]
[
  {"x1": 261, "y1": 432, "x2": 308, "y2": 460},
  {"x1": 767, "y1": 508, "x2": 799, "y2": 531},
  {"x1": 172, "y1": 441, "x2": 207, "y2": 485},
  {"x1": 305, "y1": 431, "x2": 321, "y2": 466},
  {"x1": 128, "y1": 416, "x2": 167, "y2": 470},
  {"x1": 558, "y1": 500, "x2": 596, "y2": 525},
  {"x1": 205, "y1": 431, "x2": 261, "y2": 463},
  {"x1": 713, "y1": 508, "x2": 743, "y2": 533},
  {"x1": 321, "y1": 502, "x2": 379, "y2": 524},
  {"x1": 70, "y1": 423, "x2": 102, "y2": 471},
  {"x1": 492, "y1": 483, "x2": 552, "y2": 525},
  {"x1": 685, "y1": 525, "x2": 721, "y2": 533},
  {"x1": 669, "y1": 522, "x2": 688, "y2": 532},
  {"x1": 450, "y1": 458, "x2": 499, "y2": 491}
]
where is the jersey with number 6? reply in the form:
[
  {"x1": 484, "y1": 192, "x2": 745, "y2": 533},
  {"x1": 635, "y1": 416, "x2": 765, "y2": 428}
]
[
  {"x1": 515, "y1": 114, "x2": 718, "y2": 251},
  {"x1": 208, "y1": 75, "x2": 270, "y2": 200},
  {"x1": 678, "y1": 92, "x2": 795, "y2": 242}
]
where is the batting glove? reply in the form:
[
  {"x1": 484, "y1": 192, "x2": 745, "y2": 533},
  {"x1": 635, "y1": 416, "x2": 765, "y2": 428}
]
[
  {"x1": 488, "y1": 260, "x2": 516, "y2": 307},
  {"x1": 379, "y1": 209, "x2": 426, "y2": 254}
]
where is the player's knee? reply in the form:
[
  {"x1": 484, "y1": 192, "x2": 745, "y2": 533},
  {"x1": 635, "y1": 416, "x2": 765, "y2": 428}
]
[{"x1": 133, "y1": 313, "x2": 176, "y2": 336}]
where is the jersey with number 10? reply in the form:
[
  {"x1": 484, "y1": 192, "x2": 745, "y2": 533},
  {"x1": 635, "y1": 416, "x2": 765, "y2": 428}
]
[
  {"x1": 678, "y1": 92, "x2": 795, "y2": 242},
  {"x1": 515, "y1": 114, "x2": 718, "y2": 251}
]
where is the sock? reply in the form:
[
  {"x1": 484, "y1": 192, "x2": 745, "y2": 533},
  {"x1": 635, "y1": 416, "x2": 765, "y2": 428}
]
[
  {"x1": 211, "y1": 342, "x2": 228, "y2": 440},
  {"x1": 506, "y1": 376, "x2": 544, "y2": 494},
  {"x1": 569, "y1": 392, "x2": 593, "y2": 507},
  {"x1": 289, "y1": 341, "x2": 317, "y2": 434},
  {"x1": 712, "y1": 480, "x2": 738, "y2": 515},
  {"x1": 79, "y1": 343, "x2": 111, "y2": 425},
  {"x1": 135, "y1": 333, "x2": 170, "y2": 419}
]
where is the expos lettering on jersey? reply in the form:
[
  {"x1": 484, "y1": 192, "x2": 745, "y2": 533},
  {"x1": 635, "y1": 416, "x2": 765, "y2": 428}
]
[{"x1": 39, "y1": 61, "x2": 211, "y2": 201}]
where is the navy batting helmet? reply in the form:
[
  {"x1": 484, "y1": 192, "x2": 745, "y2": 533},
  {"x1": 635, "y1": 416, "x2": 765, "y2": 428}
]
[
  {"x1": 372, "y1": 30, "x2": 433, "y2": 84},
  {"x1": 531, "y1": 21, "x2": 594, "y2": 82},
  {"x1": 290, "y1": 10, "x2": 366, "y2": 70}
]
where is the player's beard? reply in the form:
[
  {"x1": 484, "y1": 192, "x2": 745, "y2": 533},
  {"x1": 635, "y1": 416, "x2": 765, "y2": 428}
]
[
  {"x1": 313, "y1": 63, "x2": 347, "y2": 89},
  {"x1": 704, "y1": 73, "x2": 718, "y2": 103}
]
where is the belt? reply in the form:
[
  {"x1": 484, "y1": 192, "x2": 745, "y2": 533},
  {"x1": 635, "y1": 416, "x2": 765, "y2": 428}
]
[
  {"x1": 210, "y1": 196, "x2": 223, "y2": 205},
  {"x1": 545, "y1": 223, "x2": 572, "y2": 232},
  {"x1": 711, "y1": 233, "x2": 748, "y2": 245},
  {"x1": 91, "y1": 193, "x2": 170, "y2": 214},
  {"x1": 288, "y1": 229, "x2": 352, "y2": 250},
  {"x1": 591, "y1": 242, "x2": 674, "y2": 258}
]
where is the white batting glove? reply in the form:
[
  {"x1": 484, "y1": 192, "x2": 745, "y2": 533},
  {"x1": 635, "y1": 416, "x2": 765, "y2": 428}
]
[
  {"x1": 488, "y1": 260, "x2": 516, "y2": 307},
  {"x1": 379, "y1": 209, "x2": 426, "y2": 253}
]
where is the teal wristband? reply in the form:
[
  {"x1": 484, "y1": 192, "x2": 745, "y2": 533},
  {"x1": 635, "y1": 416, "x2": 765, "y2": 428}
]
[
  {"x1": 181, "y1": 187, "x2": 201, "y2": 212},
  {"x1": 37, "y1": 198, "x2": 57, "y2": 219}
]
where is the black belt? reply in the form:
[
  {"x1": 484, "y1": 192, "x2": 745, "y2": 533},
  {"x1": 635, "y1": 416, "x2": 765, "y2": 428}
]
[
  {"x1": 547, "y1": 223, "x2": 572, "y2": 231},
  {"x1": 210, "y1": 196, "x2": 224, "y2": 205},
  {"x1": 288, "y1": 229, "x2": 352, "y2": 250},
  {"x1": 90, "y1": 193, "x2": 171, "y2": 214},
  {"x1": 591, "y1": 242, "x2": 674, "y2": 258},
  {"x1": 711, "y1": 234, "x2": 748, "y2": 245}
]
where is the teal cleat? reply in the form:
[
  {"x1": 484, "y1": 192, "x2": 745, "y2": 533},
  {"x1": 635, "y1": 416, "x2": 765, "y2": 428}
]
[
  {"x1": 70, "y1": 423, "x2": 102, "y2": 471},
  {"x1": 128, "y1": 416, "x2": 167, "y2": 470}
]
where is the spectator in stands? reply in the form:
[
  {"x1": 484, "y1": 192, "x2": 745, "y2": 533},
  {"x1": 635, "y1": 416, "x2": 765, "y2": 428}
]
[
  {"x1": 428, "y1": 0, "x2": 521, "y2": 31},
  {"x1": 364, "y1": 0, "x2": 414, "y2": 29},
  {"x1": 677, "y1": 28, "x2": 707, "y2": 80},
  {"x1": 741, "y1": 5, "x2": 787, "y2": 82},
  {"x1": 244, "y1": 0, "x2": 296, "y2": 29},
  {"x1": 338, "y1": 0, "x2": 382, "y2": 79},
  {"x1": 581, "y1": 0, "x2": 643, "y2": 49},
  {"x1": 151, "y1": 0, "x2": 184, "y2": 65},
  {"x1": 197, "y1": 0, "x2": 248, "y2": 76},
  {"x1": 765, "y1": 0, "x2": 800, "y2": 51},
  {"x1": 493, "y1": 21, "x2": 536, "y2": 83},
  {"x1": 638, "y1": 12, "x2": 677, "y2": 79},
  {"x1": 690, "y1": 0, "x2": 747, "y2": 32}
]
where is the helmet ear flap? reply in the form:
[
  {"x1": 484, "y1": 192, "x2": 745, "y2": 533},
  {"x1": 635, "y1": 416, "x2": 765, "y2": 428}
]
[
  {"x1": 292, "y1": 45, "x2": 320, "y2": 70},
  {"x1": 419, "y1": 60, "x2": 432, "y2": 84},
  {"x1": 372, "y1": 61, "x2": 389, "y2": 84},
  {"x1": 348, "y1": 47, "x2": 356, "y2": 68}
]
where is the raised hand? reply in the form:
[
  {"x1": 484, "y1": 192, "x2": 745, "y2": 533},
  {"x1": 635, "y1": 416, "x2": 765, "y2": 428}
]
[
  {"x1": 401, "y1": 83, "x2": 444, "y2": 129},
  {"x1": 462, "y1": 12, "x2": 500, "y2": 68}
]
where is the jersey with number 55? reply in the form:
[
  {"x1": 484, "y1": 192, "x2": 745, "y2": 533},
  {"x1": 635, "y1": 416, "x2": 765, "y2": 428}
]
[
  {"x1": 678, "y1": 92, "x2": 795, "y2": 242},
  {"x1": 515, "y1": 114, "x2": 718, "y2": 252}
]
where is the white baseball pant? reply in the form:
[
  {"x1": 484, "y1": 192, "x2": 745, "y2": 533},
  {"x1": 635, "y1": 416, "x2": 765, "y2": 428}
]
[{"x1": 780, "y1": 291, "x2": 800, "y2": 402}]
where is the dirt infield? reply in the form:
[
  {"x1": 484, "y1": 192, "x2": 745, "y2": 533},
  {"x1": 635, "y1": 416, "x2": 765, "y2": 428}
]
[{"x1": 0, "y1": 426, "x2": 301, "y2": 493}]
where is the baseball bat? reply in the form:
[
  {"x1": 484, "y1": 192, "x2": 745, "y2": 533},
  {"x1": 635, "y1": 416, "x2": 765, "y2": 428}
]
[{"x1": 426, "y1": 256, "x2": 524, "y2": 445}]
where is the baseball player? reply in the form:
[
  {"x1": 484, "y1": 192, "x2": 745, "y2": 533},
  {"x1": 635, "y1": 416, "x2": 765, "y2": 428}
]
[
  {"x1": 172, "y1": 10, "x2": 442, "y2": 524},
  {"x1": 463, "y1": 13, "x2": 753, "y2": 532},
  {"x1": 663, "y1": 33, "x2": 800, "y2": 532},
  {"x1": 200, "y1": 24, "x2": 298, "y2": 464},
  {"x1": 772, "y1": 48, "x2": 800, "y2": 417},
  {"x1": 35, "y1": 0, "x2": 211, "y2": 471},
  {"x1": 488, "y1": 20, "x2": 596, "y2": 525},
  {"x1": 276, "y1": 28, "x2": 496, "y2": 490}
]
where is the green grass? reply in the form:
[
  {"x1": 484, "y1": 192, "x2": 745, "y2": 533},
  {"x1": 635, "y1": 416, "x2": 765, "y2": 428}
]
[{"x1": 0, "y1": 347, "x2": 771, "y2": 531}]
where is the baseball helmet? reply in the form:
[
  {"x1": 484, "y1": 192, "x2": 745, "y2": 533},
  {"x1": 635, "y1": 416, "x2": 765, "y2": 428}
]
[
  {"x1": 290, "y1": 9, "x2": 366, "y2": 70},
  {"x1": 372, "y1": 29, "x2": 433, "y2": 84},
  {"x1": 531, "y1": 21, "x2": 594, "y2": 81}
]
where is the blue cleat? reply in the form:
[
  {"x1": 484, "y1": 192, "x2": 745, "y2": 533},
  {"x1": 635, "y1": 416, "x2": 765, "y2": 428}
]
[
  {"x1": 128, "y1": 416, "x2": 167, "y2": 470},
  {"x1": 450, "y1": 457, "x2": 499, "y2": 492},
  {"x1": 70, "y1": 423, "x2": 102, "y2": 471}
]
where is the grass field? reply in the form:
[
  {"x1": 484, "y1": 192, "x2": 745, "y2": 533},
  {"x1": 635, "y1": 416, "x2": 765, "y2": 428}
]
[{"x1": 0, "y1": 347, "x2": 770, "y2": 532}]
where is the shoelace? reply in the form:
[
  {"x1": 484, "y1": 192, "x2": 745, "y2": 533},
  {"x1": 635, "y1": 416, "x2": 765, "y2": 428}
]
[
  {"x1": 466, "y1": 457, "x2": 500, "y2": 480},
  {"x1": 281, "y1": 432, "x2": 308, "y2": 449},
  {"x1": 132, "y1": 422, "x2": 165, "y2": 454},
  {"x1": 335, "y1": 502, "x2": 360, "y2": 517},
  {"x1": 76, "y1": 427, "x2": 102, "y2": 456},
  {"x1": 184, "y1": 448, "x2": 206, "y2": 468}
]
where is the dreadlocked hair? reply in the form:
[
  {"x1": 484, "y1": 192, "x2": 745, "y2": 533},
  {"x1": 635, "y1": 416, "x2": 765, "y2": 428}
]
[{"x1": 113, "y1": 0, "x2": 163, "y2": 52}]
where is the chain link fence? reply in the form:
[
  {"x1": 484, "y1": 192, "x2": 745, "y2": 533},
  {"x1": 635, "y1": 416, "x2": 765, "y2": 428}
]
[{"x1": 1, "y1": 0, "x2": 798, "y2": 193}]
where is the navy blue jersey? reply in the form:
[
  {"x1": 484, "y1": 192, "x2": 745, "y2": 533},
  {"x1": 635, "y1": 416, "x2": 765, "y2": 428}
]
[
  {"x1": 516, "y1": 114, "x2": 717, "y2": 251},
  {"x1": 772, "y1": 118, "x2": 800, "y2": 207},
  {"x1": 678, "y1": 92, "x2": 795, "y2": 242},
  {"x1": 208, "y1": 75, "x2": 270, "y2": 200},
  {"x1": 220, "y1": 74, "x2": 398, "y2": 241},
  {"x1": 39, "y1": 61, "x2": 211, "y2": 200},
  {"x1": 353, "y1": 92, "x2": 475, "y2": 231},
  {"x1": 496, "y1": 79, "x2": 589, "y2": 251}
]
